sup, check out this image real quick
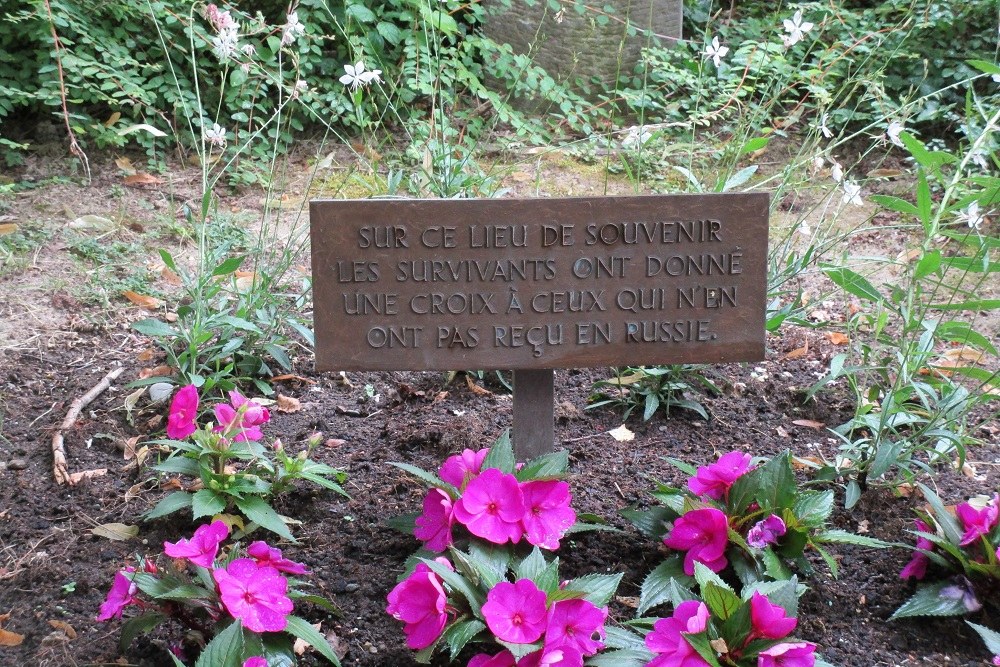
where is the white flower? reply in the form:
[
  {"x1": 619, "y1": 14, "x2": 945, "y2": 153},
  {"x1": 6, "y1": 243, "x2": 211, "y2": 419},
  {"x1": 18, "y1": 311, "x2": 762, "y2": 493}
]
[
  {"x1": 339, "y1": 61, "x2": 382, "y2": 90},
  {"x1": 281, "y1": 11, "x2": 305, "y2": 46},
  {"x1": 782, "y1": 9, "x2": 814, "y2": 47},
  {"x1": 211, "y1": 27, "x2": 239, "y2": 61},
  {"x1": 622, "y1": 125, "x2": 654, "y2": 149},
  {"x1": 841, "y1": 180, "x2": 863, "y2": 206},
  {"x1": 704, "y1": 36, "x2": 729, "y2": 68},
  {"x1": 818, "y1": 113, "x2": 833, "y2": 139},
  {"x1": 968, "y1": 148, "x2": 989, "y2": 170},
  {"x1": 240, "y1": 43, "x2": 256, "y2": 58},
  {"x1": 958, "y1": 202, "x2": 985, "y2": 230},
  {"x1": 887, "y1": 120, "x2": 905, "y2": 148},
  {"x1": 992, "y1": 73, "x2": 1000, "y2": 84},
  {"x1": 830, "y1": 159, "x2": 844, "y2": 183},
  {"x1": 204, "y1": 123, "x2": 227, "y2": 147}
]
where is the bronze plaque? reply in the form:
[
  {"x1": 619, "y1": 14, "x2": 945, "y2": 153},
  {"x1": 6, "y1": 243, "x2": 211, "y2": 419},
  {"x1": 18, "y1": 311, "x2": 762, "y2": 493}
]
[{"x1": 311, "y1": 194, "x2": 768, "y2": 371}]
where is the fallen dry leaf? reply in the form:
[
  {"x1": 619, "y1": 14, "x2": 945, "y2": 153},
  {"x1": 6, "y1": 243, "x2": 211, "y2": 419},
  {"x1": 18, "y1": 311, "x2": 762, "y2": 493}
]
[
  {"x1": 938, "y1": 346, "x2": 986, "y2": 365},
  {"x1": 271, "y1": 374, "x2": 316, "y2": 385},
  {"x1": 866, "y1": 168, "x2": 903, "y2": 179},
  {"x1": 608, "y1": 425, "x2": 635, "y2": 442},
  {"x1": 464, "y1": 374, "x2": 492, "y2": 396},
  {"x1": 123, "y1": 172, "x2": 162, "y2": 186},
  {"x1": 511, "y1": 171, "x2": 532, "y2": 182},
  {"x1": 68, "y1": 469, "x2": 107, "y2": 485},
  {"x1": 104, "y1": 111, "x2": 122, "y2": 128},
  {"x1": 123, "y1": 436, "x2": 140, "y2": 460},
  {"x1": 960, "y1": 462, "x2": 977, "y2": 478},
  {"x1": 214, "y1": 514, "x2": 245, "y2": 532},
  {"x1": 293, "y1": 622, "x2": 323, "y2": 655},
  {"x1": 783, "y1": 341, "x2": 809, "y2": 360},
  {"x1": 896, "y1": 247, "x2": 922, "y2": 264},
  {"x1": 710, "y1": 638, "x2": 729, "y2": 654},
  {"x1": 137, "y1": 348, "x2": 157, "y2": 362},
  {"x1": 0, "y1": 612, "x2": 24, "y2": 645},
  {"x1": 792, "y1": 419, "x2": 825, "y2": 430},
  {"x1": 827, "y1": 332, "x2": 850, "y2": 345},
  {"x1": 895, "y1": 482, "x2": 915, "y2": 498},
  {"x1": 139, "y1": 365, "x2": 173, "y2": 380},
  {"x1": 776, "y1": 426, "x2": 790, "y2": 438},
  {"x1": 124, "y1": 482, "x2": 146, "y2": 501},
  {"x1": 325, "y1": 438, "x2": 346, "y2": 447},
  {"x1": 276, "y1": 394, "x2": 302, "y2": 413},
  {"x1": 615, "y1": 596, "x2": 640, "y2": 609},
  {"x1": 123, "y1": 291, "x2": 163, "y2": 309},
  {"x1": 47, "y1": 620, "x2": 77, "y2": 640},
  {"x1": 792, "y1": 455, "x2": 824, "y2": 470},
  {"x1": 91, "y1": 522, "x2": 139, "y2": 541},
  {"x1": 161, "y1": 477, "x2": 183, "y2": 490},
  {"x1": 160, "y1": 266, "x2": 183, "y2": 285},
  {"x1": 0, "y1": 223, "x2": 17, "y2": 236},
  {"x1": 114, "y1": 156, "x2": 135, "y2": 173},
  {"x1": 857, "y1": 519, "x2": 870, "y2": 534}
]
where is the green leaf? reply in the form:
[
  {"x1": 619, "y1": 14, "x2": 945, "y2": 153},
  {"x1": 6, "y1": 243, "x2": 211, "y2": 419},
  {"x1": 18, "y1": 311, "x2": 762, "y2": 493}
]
[
  {"x1": 793, "y1": 490, "x2": 834, "y2": 528},
  {"x1": 869, "y1": 439, "x2": 905, "y2": 480},
  {"x1": 916, "y1": 169, "x2": 932, "y2": 234},
  {"x1": 560, "y1": 572, "x2": 622, "y2": 608},
  {"x1": 133, "y1": 318, "x2": 176, "y2": 338},
  {"x1": 844, "y1": 480, "x2": 861, "y2": 509},
  {"x1": 820, "y1": 263, "x2": 885, "y2": 304},
  {"x1": 928, "y1": 298, "x2": 1000, "y2": 311},
  {"x1": 423, "y1": 557, "x2": 486, "y2": 614},
  {"x1": 515, "y1": 450, "x2": 568, "y2": 481},
  {"x1": 194, "y1": 620, "x2": 244, "y2": 667},
  {"x1": 693, "y1": 561, "x2": 734, "y2": 594},
  {"x1": 637, "y1": 556, "x2": 688, "y2": 616},
  {"x1": 444, "y1": 619, "x2": 485, "y2": 660},
  {"x1": 621, "y1": 506, "x2": 674, "y2": 540},
  {"x1": 702, "y1": 581, "x2": 742, "y2": 620},
  {"x1": 813, "y1": 529, "x2": 892, "y2": 548},
  {"x1": 285, "y1": 615, "x2": 342, "y2": 665},
  {"x1": 346, "y1": 3, "x2": 376, "y2": 22},
  {"x1": 376, "y1": 21, "x2": 402, "y2": 45},
  {"x1": 664, "y1": 457, "x2": 699, "y2": 477},
  {"x1": 966, "y1": 621, "x2": 1000, "y2": 654},
  {"x1": 751, "y1": 451, "x2": 796, "y2": 512},
  {"x1": 192, "y1": 489, "x2": 227, "y2": 520},
  {"x1": 889, "y1": 581, "x2": 976, "y2": 620},
  {"x1": 497, "y1": 639, "x2": 541, "y2": 661},
  {"x1": 916, "y1": 483, "x2": 963, "y2": 544},
  {"x1": 585, "y1": 649, "x2": 652, "y2": 667},
  {"x1": 154, "y1": 582, "x2": 214, "y2": 601},
  {"x1": 120, "y1": 613, "x2": 165, "y2": 652},
  {"x1": 683, "y1": 632, "x2": 724, "y2": 667},
  {"x1": 722, "y1": 165, "x2": 758, "y2": 192},
  {"x1": 389, "y1": 463, "x2": 459, "y2": 498},
  {"x1": 515, "y1": 547, "x2": 549, "y2": 583},
  {"x1": 870, "y1": 194, "x2": 919, "y2": 216},
  {"x1": 159, "y1": 249, "x2": 179, "y2": 274},
  {"x1": 211, "y1": 256, "x2": 244, "y2": 277},
  {"x1": 144, "y1": 491, "x2": 193, "y2": 520},
  {"x1": 914, "y1": 249, "x2": 941, "y2": 280},
  {"x1": 739, "y1": 136, "x2": 770, "y2": 156},
  {"x1": 219, "y1": 315, "x2": 263, "y2": 333},
  {"x1": 481, "y1": 429, "x2": 516, "y2": 473},
  {"x1": 234, "y1": 496, "x2": 294, "y2": 541},
  {"x1": 153, "y1": 456, "x2": 201, "y2": 477}
]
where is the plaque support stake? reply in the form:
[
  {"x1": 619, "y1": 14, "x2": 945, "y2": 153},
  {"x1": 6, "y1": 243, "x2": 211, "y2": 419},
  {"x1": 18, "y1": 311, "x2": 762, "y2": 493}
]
[{"x1": 512, "y1": 369, "x2": 554, "y2": 459}]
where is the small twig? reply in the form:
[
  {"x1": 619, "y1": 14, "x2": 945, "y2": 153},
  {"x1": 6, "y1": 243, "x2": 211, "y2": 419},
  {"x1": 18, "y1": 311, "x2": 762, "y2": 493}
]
[
  {"x1": 52, "y1": 367, "x2": 124, "y2": 486},
  {"x1": 42, "y1": 0, "x2": 91, "y2": 184}
]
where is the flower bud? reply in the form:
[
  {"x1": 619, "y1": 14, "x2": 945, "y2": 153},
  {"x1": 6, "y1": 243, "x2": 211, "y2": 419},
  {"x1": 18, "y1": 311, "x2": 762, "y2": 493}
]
[
  {"x1": 297, "y1": 450, "x2": 308, "y2": 461},
  {"x1": 307, "y1": 432, "x2": 322, "y2": 448},
  {"x1": 272, "y1": 438, "x2": 284, "y2": 452}
]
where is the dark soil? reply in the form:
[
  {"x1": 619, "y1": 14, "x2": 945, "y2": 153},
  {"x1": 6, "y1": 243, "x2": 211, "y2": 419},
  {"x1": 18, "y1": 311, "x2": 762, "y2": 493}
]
[{"x1": 0, "y1": 327, "x2": 997, "y2": 667}]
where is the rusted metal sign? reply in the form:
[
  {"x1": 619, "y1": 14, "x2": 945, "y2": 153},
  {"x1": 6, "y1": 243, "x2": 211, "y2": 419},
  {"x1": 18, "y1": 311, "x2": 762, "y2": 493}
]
[{"x1": 311, "y1": 194, "x2": 768, "y2": 372}]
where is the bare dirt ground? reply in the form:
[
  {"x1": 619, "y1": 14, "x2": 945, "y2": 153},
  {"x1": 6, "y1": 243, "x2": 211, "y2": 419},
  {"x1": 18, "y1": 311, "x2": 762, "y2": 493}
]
[{"x1": 0, "y1": 149, "x2": 997, "y2": 666}]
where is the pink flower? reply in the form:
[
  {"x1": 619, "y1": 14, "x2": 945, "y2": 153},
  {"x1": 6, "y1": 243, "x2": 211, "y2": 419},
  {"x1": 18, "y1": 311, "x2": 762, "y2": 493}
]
[
  {"x1": 521, "y1": 480, "x2": 576, "y2": 550},
  {"x1": 663, "y1": 508, "x2": 730, "y2": 576},
  {"x1": 213, "y1": 559, "x2": 293, "y2": 633},
  {"x1": 749, "y1": 592, "x2": 797, "y2": 640},
  {"x1": 992, "y1": 656, "x2": 1000, "y2": 666},
  {"x1": 757, "y1": 642, "x2": 816, "y2": 667},
  {"x1": 545, "y1": 598, "x2": 606, "y2": 656},
  {"x1": 96, "y1": 567, "x2": 138, "y2": 621},
  {"x1": 688, "y1": 451, "x2": 751, "y2": 500},
  {"x1": 386, "y1": 563, "x2": 450, "y2": 649},
  {"x1": 453, "y1": 468, "x2": 526, "y2": 544},
  {"x1": 747, "y1": 515, "x2": 787, "y2": 549},
  {"x1": 644, "y1": 600, "x2": 711, "y2": 667},
  {"x1": 439, "y1": 448, "x2": 489, "y2": 489},
  {"x1": 246, "y1": 541, "x2": 309, "y2": 575},
  {"x1": 481, "y1": 579, "x2": 548, "y2": 644},
  {"x1": 414, "y1": 488, "x2": 455, "y2": 552},
  {"x1": 468, "y1": 650, "x2": 516, "y2": 667},
  {"x1": 214, "y1": 390, "x2": 269, "y2": 442},
  {"x1": 166, "y1": 385, "x2": 199, "y2": 439},
  {"x1": 163, "y1": 520, "x2": 229, "y2": 568},
  {"x1": 243, "y1": 658, "x2": 268, "y2": 667},
  {"x1": 900, "y1": 520, "x2": 934, "y2": 580},
  {"x1": 956, "y1": 495, "x2": 999, "y2": 546},
  {"x1": 518, "y1": 646, "x2": 583, "y2": 666}
]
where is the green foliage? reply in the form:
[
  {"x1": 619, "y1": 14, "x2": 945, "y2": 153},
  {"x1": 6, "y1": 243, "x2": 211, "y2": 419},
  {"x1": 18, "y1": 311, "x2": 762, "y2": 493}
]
[
  {"x1": 808, "y1": 129, "x2": 999, "y2": 501},
  {"x1": 144, "y1": 405, "x2": 347, "y2": 540},
  {"x1": 589, "y1": 365, "x2": 719, "y2": 421}
]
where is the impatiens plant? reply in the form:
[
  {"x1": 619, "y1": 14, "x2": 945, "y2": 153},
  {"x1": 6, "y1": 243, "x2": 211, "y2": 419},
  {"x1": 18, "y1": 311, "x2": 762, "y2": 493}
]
[
  {"x1": 891, "y1": 483, "x2": 1000, "y2": 620},
  {"x1": 145, "y1": 385, "x2": 347, "y2": 540},
  {"x1": 392, "y1": 432, "x2": 593, "y2": 553},
  {"x1": 600, "y1": 570, "x2": 831, "y2": 667},
  {"x1": 624, "y1": 451, "x2": 889, "y2": 614},
  {"x1": 98, "y1": 521, "x2": 341, "y2": 666},
  {"x1": 386, "y1": 545, "x2": 621, "y2": 665}
]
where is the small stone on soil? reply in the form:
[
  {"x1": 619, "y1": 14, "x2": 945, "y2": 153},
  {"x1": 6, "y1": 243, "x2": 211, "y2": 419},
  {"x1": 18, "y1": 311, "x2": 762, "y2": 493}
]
[{"x1": 8, "y1": 458, "x2": 27, "y2": 470}]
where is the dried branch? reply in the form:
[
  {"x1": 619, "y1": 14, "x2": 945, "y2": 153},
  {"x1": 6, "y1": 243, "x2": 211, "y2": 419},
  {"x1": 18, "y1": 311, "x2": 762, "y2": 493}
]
[{"x1": 52, "y1": 367, "x2": 124, "y2": 485}]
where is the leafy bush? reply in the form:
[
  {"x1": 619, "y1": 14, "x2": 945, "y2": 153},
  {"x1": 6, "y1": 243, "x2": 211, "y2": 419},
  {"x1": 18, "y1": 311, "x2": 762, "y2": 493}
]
[{"x1": 144, "y1": 385, "x2": 347, "y2": 540}]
